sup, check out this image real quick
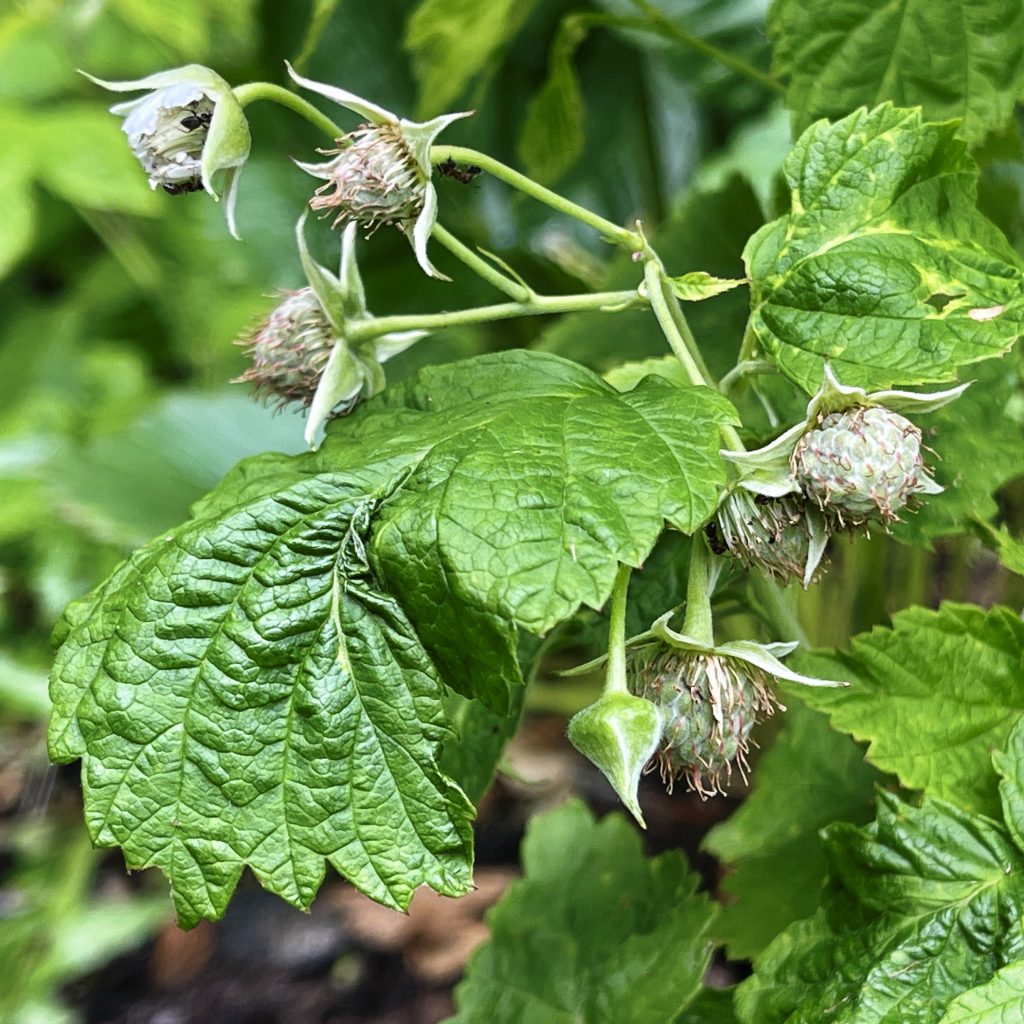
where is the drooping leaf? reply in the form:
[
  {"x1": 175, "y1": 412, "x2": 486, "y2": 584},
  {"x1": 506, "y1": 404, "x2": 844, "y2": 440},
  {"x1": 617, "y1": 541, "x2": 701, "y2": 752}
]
[
  {"x1": 448, "y1": 799, "x2": 717, "y2": 1024},
  {"x1": 360, "y1": 352, "x2": 735, "y2": 710},
  {"x1": 745, "y1": 104, "x2": 1024, "y2": 393},
  {"x1": 796, "y1": 603, "x2": 1024, "y2": 817},
  {"x1": 49, "y1": 470, "x2": 477, "y2": 927},
  {"x1": 49, "y1": 351, "x2": 734, "y2": 924},
  {"x1": 769, "y1": 0, "x2": 1024, "y2": 146},
  {"x1": 737, "y1": 791, "x2": 1024, "y2": 1024},
  {"x1": 404, "y1": 0, "x2": 541, "y2": 117},
  {"x1": 704, "y1": 699, "x2": 882, "y2": 958}
]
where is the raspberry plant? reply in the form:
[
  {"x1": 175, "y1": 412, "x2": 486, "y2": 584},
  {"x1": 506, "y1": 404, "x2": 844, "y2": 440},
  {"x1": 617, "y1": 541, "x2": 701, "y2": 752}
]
[{"x1": 36, "y1": 1, "x2": 1024, "y2": 1020}]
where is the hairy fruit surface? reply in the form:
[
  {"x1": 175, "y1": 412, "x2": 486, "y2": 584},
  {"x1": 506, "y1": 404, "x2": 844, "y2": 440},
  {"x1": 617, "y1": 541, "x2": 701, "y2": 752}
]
[
  {"x1": 793, "y1": 406, "x2": 935, "y2": 525},
  {"x1": 628, "y1": 645, "x2": 778, "y2": 798}
]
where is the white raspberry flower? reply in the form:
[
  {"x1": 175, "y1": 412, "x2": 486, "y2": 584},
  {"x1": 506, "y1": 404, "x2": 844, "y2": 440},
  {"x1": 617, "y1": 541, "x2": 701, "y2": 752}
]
[{"x1": 83, "y1": 65, "x2": 250, "y2": 238}]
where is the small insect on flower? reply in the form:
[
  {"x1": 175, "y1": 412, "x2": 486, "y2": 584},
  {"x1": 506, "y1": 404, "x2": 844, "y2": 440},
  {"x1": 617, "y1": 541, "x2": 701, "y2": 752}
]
[
  {"x1": 437, "y1": 156, "x2": 482, "y2": 184},
  {"x1": 82, "y1": 65, "x2": 251, "y2": 238}
]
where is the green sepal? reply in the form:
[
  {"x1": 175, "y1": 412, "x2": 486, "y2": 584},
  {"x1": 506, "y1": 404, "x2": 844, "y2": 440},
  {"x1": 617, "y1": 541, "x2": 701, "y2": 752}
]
[{"x1": 568, "y1": 692, "x2": 664, "y2": 827}]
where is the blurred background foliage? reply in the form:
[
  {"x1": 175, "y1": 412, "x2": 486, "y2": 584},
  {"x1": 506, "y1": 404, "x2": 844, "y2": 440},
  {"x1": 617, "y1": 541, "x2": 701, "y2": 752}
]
[{"x1": 1, "y1": 0, "x2": 1022, "y2": 1021}]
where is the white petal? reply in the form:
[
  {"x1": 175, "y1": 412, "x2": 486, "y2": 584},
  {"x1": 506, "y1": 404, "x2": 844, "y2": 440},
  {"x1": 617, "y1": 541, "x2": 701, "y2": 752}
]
[
  {"x1": 408, "y1": 187, "x2": 449, "y2": 280},
  {"x1": 372, "y1": 329, "x2": 427, "y2": 362},
  {"x1": 304, "y1": 343, "x2": 364, "y2": 448},
  {"x1": 285, "y1": 61, "x2": 396, "y2": 125},
  {"x1": 400, "y1": 110, "x2": 473, "y2": 175},
  {"x1": 295, "y1": 212, "x2": 347, "y2": 332}
]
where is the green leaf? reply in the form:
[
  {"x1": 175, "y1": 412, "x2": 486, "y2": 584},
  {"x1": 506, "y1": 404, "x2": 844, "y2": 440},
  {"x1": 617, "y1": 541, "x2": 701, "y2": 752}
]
[
  {"x1": 49, "y1": 471, "x2": 477, "y2": 927},
  {"x1": 737, "y1": 792, "x2": 1024, "y2": 1024},
  {"x1": 745, "y1": 104, "x2": 1024, "y2": 393},
  {"x1": 994, "y1": 717, "x2": 1024, "y2": 854},
  {"x1": 769, "y1": 0, "x2": 1024, "y2": 146},
  {"x1": 0, "y1": 651, "x2": 49, "y2": 720},
  {"x1": 893, "y1": 355, "x2": 1024, "y2": 545},
  {"x1": 983, "y1": 525, "x2": 1024, "y2": 577},
  {"x1": 704, "y1": 699, "x2": 882, "y2": 958},
  {"x1": 796, "y1": 604, "x2": 1024, "y2": 817},
  {"x1": 361, "y1": 352, "x2": 735, "y2": 710},
  {"x1": 29, "y1": 104, "x2": 161, "y2": 215},
  {"x1": 448, "y1": 799, "x2": 717, "y2": 1024},
  {"x1": 683, "y1": 988, "x2": 740, "y2": 1024},
  {"x1": 604, "y1": 355, "x2": 690, "y2": 392},
  {"x1": 49, "y1": 351, "x2": 734, "y2": 923},
  {"x1": 404, "y1": 0, "x2": 541, "y2": 117},
  {"x1": 517, "y1": 15, "x2": 587, "y2": 184},
  {"x1": 440, "y1": 680, "x2": 525, "y2": 806},
  {"x1": 666, "y1": 271, "x2": 746, "y2": 302},
  {"x1": 0, "y1": 127, "x2": 36, "y2": 279},
  {"x1": 938, "y1": 961, "x2": 1024, "y2": 1023}
]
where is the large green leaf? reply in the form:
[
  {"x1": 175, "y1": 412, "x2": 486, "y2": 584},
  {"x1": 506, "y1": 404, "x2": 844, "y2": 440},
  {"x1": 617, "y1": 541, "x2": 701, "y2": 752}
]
[
  {"x1": 357, "y1": 352, "x2": 735, "y2": 711},
  {"x1": 49, "y1": 470, "x2": 476, "y2": 927},
  {"x1": 797, "y1": 604, "x2": 1024, "y2": 817},
  {"x1": 49, "y1": 351, "x2": 734, "y2": 924},
  {"x1": 769, "y1": 0, "x2": 1024, "y2": 146},
  {"x1": 938, "y1": 961, "x2": 1024, "y2": 1023},
  {"x1": 447, "y1": 799, "x2": 717, "y2": 1024},
  {"x1": 704, "y1": 699, "x2": 882, "y2": 958},
  {"x1": 737, "y1": 791, "x2": 1024, "y2": 1024},
  {"x1": 745, "y1": 105, "x2": 1024, "y2": 393}
]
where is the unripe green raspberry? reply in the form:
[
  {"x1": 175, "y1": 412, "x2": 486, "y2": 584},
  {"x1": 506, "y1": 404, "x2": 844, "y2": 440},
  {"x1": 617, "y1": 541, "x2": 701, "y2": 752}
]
[
  {"x1": 708, "y1": 491, "x2": 826, "y2": 586},
  {"x1": 792, "y1": 406, "x2": 934, "y2": 525},
  {"x1": 236, "y1": 288, "x2": 337, "y2": 410},
  {"x1": 628, "y1": 644, "x2": 778, "y2": 798}
]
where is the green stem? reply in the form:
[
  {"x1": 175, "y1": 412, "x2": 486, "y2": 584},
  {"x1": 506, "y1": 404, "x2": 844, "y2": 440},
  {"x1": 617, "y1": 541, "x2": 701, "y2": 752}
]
[
  {"x1": 233, "y1": 81, "x2": 342, "y2": 138},
  {"x1": 347, "y1": 289, "x2": 641, "y2": 341},
  {"x1": 431, "y1": 146, "x2": 642, "y2": 251},
  {"x1": 431, "y1": 224, "x2": 532, "y2": 302},
  {"x1": 604, "y1": 564, "x2": 633, "y2": 695},
  {"x1": 628, "y1": 0, "x2": 785, "y2": 95},
  {"x1": 682, "y1": 533, "x2": 715, "y2": 645},
  {"x1": 719, "y1": 359, "x2": 778, "y2": 396},
  {"x1": 642, "y1": 258, "x2": 745, "y2": 449},
  {"x1": 749, "y1": 573, "x2": 809, "y2": 647}
]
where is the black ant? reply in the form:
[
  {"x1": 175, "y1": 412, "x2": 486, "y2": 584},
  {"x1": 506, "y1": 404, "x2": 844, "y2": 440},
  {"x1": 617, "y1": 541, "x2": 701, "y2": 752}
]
[
  {"x1": 162, "y1": 178, "x2": 204, "y2": 195},
  {"x1": 179, "y1": 107, "x2": 212, "y2": 133},
  {"x1": 437, "y1": 156, "x2": 482, "y2": 184}
]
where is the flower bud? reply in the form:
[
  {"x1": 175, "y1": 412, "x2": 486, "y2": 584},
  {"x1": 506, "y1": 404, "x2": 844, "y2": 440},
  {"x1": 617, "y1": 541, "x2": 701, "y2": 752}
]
[
  {"x1": 287, "y1": 62, "x2": 470, "y2": 279},
  {"x1": 628, "y1": 644, "x2": 778, "y2": 798}
]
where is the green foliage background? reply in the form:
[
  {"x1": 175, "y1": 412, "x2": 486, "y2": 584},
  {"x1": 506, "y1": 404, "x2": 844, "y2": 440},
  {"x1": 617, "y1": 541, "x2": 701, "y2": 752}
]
[{"x1": 3, "y1": 0, "x2": 1024, "y2": 1021}]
